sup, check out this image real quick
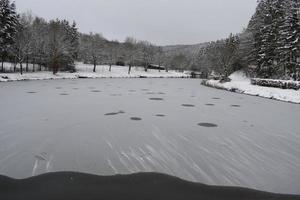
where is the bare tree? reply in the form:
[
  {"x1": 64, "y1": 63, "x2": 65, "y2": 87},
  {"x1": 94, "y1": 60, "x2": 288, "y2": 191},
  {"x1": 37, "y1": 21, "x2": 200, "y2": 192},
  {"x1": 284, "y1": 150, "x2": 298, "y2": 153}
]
[
  {"x1": 124, "y1": 37, "x2": 141, "y2": 74},
  {"x1": 11, "y1": 13, "x2": 34, "y2": 75},
  {"x1": 154, "y1": 46, "x2": 165, "y2": 72},
  {"x1": 80, "y1": 33, "x2": 105, "y2": 72},
  {"x1": 139, "y1": 41, "x2": 155, "y2": 72},
  {"x1": 106, "y1": 41, "x2": 119, "y2": 72}
]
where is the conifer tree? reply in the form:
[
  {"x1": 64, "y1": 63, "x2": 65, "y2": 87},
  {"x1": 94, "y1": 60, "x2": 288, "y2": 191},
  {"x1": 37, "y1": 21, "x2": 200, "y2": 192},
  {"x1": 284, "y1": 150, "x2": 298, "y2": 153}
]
[{"x1": 0, "y1": 0, "x2": 18, "y2": 72}]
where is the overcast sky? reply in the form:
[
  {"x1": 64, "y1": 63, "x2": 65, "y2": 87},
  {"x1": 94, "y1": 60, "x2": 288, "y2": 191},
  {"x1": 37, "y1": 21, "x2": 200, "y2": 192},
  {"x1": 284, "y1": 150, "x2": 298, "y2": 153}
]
[{"x1": 14, "y1": 0, "x2": 257, "y2": 45}]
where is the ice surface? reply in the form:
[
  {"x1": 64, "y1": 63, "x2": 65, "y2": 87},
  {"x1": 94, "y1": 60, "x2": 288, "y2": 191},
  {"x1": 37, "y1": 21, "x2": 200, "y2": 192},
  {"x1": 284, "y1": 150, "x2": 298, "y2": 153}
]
[{"x1": 0, "y1": 79, "x2": 300, "y2": 194}]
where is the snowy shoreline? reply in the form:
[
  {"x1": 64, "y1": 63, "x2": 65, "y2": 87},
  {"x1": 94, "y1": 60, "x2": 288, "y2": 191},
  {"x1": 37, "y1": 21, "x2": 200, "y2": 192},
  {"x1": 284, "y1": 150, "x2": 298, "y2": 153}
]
[
  {"x1": 202, "y1": 71, "x2": 300, "y2": 104},
  {"x1": 0, "y1": 63, "x2": 190, "y2": 82}
]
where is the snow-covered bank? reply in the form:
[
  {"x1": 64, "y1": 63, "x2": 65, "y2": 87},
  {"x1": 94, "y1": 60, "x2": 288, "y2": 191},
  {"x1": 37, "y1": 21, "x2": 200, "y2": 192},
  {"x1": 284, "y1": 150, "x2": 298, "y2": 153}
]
[
  {"x1": 202, "y1": 71, "x2": 300, "y2": 104},
  {"x1": 0, "y1": 62, "x2": 189, "y2": 82}
]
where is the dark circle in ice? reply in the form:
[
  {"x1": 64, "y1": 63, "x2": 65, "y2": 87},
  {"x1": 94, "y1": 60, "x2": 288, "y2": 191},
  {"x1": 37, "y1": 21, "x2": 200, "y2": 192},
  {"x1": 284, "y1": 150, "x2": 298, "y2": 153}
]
[
  {"x1": 149, "y1": 98, "x2": 164, "y2": 101},
  {"x1": 73, "y1": 88, "x2": 79, "y2": 90},
  {"x1": 205, "y1": 104, "x2": 215, "y2": 106},
  {"x1": 182, "y1": 104, "x2": 195, "y2": 107},
  {"x1": 110, "y1": 94, "x2": 122, "y2": 96},
  {"x1": 212, "y1": 97, "x2": 221, "y2": 100},
  {"x1": 105, "y1": 112, "x2": 119, "y2": 116},
  {"x1": 130, "y1": 117, "x2": 142, "y2": 121},
  {"x1": 141, "y1": 89, "x2": 149, "y2": 91},
  {"x1": 91, "y1": 90, "x2": 101, "y2": 93},
  {"x1": 27, "y1": 91, "x2": 37, "y2": 94},
  {"x1": 156, "y1": 114, "x2": 166, "y2": 117},
  {"x1": 231, "y1": 105, "x2": 241, "y2": 107},
  {"x1": 158, "y1": 92, "x2": 166, "y2": 95},
  {"x1": 105, "y1": 111, "x2": 125, "y2": 116},
  {"x1": 55, "y1": 87, "x2": 62, "y2": 89},
  {"x1": 60, "y1": 93, "x2": 69, "y2": 96},
  {"x1": 198, "y1": 123, "x2": 218, "y2": 128}
]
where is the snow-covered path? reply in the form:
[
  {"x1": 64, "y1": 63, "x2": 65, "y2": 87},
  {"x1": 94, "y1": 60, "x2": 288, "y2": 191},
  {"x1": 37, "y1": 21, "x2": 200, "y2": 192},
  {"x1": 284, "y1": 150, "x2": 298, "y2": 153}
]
[{"x1": 0, "y1": 79, "x2": 300, "y2": 194}]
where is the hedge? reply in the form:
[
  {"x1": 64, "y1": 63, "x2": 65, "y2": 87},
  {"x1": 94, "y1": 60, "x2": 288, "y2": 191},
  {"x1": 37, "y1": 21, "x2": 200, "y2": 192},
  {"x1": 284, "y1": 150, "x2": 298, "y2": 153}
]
[{"x1": 251, "y1": 78, "x2": 300, "y2": 90}]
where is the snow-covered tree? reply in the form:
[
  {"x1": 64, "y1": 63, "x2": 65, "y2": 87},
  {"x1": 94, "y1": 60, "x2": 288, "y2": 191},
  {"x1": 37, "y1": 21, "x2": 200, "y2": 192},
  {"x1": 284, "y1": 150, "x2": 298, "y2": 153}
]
[
  {"x1": 124, "y1": 37, "x2": 142, "y2": 74},
  {"x1": 277, "y1": 0, "x2": 300, "y2": 79},
  {"x1": 0, "y1": 0, "x2": 18, "y2": 72},
  {"x1": 80, "y1": 33, "x2": 105, "y2": 72},
  {"x1": 154, "y1": 46, "x2": 165, "y2": 72},
  {"x1": 47, "y1": 19, "x2": 79, "y2": 74},
  {"x1": 31, "y1": 17, "x2": 48, "y2": 71},
  {"x1": 105, "y1": 41, "x2": 120, "y2": 72},
  {"x1": 247, "y1": 0, "x2": 300, "y2": 79},
  {"x1": 138, "y1": 41, "x2": 155, "y2": 72}
]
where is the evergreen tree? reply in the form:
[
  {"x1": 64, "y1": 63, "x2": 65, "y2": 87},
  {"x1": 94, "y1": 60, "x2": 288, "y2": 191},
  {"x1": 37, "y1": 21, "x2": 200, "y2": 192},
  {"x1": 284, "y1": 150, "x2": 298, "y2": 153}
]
[
  {"x1": 248, "y1": 0, "x2": 300, "y2": 79},
  {"x1": 283, "y1": 0, "x2": 300, "y2": 80},
  {"x1": 257, "y1": 0, "x2": 279, "y2": 78},
  {"x1": 47, "y1": 19, "x2": 79, "y2": 74},
  {"x1": 0, "y1": 0, "x2": 18, "y2": 72}
]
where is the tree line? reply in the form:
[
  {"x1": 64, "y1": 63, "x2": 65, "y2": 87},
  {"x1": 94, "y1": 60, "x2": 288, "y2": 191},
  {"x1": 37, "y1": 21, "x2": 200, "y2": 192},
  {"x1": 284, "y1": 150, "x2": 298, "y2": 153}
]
[
  {"x1": 0, "y1": 0, "x2": 171, "y2": 75},
  {"x1": 1, "y1": 0, "x2": 299, "y2": 80},
  {"x1": 1, "y1": 0, "x2": 79, "y2": 74},
  {"x1": 192, "y1": 0, "x2": 300, "y2": 80}
]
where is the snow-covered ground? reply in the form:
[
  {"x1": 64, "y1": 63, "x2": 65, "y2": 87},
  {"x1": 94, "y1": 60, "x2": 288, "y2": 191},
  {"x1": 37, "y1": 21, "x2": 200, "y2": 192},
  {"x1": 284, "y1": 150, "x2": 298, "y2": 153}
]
[
  {"x1": 203, "y1": 71, "x2": 300, "y2": 104},
  {"x1": 0, "y1": 62, "x2": 189, "y2": 82},
  {"x1": 0, "y1": 79, "x2": 300, "y2": 195}
]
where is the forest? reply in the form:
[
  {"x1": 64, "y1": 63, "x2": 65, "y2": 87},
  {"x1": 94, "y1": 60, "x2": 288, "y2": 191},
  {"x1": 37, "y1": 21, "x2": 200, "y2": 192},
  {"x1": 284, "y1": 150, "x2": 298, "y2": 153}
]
[{"x1": 0, "y1": 0, "x2": 300, "y2": 80}]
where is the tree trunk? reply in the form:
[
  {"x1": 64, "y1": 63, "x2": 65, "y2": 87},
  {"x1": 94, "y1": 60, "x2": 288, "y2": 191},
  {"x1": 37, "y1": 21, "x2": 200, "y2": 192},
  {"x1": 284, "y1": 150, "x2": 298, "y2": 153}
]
[
  {"x1": 224, "y1": 65, "x2": 228, "y2": 77},
  {"x1": 166, "y1": 67, "x2": 168, "y2": 72},
  {"x1": 53, "y1": 65, "x2": 57, "y2": 74},
  {"x1": 52, "y1": 55, "x2": 59, "y2": 75},
  {"x1": 26, "y1": 55, "x2": 29, "y2": 72},
  {"x1": 32, "y1": 58, "x2": 35, "y2": 72},
  {"x1": 13, "y1": 57, "x2": 17, "y2": 72},
  {"x1": 109, "y1": 64, "x2": 112, "y2": 72},
  {"x1": 1, "y1": 53, "x2": 5, "y2": 72},
  {"x1": 20, "y1": 62, "x2": 23, "y2": 75},
  {"x1": 128, "y1": 65, "x2": 132, "y2": 75},
  {"x1": 1, "y1": 58, "x2": 4, "y2": 73},
  {"x1": 39, "y1": 55, "x2": 42, "y2": 71},
  {"x1": 93, "y1": 60, "x2": 97, "y2": 73}
]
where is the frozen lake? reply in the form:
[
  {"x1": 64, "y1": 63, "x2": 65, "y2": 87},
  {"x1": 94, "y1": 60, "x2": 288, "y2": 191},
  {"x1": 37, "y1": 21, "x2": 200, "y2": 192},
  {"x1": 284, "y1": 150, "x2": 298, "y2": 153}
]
[{"x1": 0, "y1": 78, "x2": 300, "y2": 194}]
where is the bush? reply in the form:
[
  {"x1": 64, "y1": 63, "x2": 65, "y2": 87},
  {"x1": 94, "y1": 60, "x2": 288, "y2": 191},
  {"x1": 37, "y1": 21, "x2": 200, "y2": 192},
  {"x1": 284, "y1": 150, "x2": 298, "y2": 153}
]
[{"x1": 251, "y1": 78, "x2": 300, "y2": 90}]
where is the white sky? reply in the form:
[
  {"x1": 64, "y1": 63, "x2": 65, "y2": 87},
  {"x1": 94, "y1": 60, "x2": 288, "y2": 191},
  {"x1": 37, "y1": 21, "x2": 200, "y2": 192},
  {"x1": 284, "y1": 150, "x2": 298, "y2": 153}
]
[{"x1": 14, "y1": 0, "x2": 258, "y2": 45}]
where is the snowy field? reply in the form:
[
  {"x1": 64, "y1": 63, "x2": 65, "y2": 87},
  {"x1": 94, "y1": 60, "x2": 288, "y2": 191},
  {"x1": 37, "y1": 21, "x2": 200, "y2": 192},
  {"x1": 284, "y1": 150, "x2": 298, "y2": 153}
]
[
  {"x1": 204, "y1": 71, "x2": 300, "y2": 104},
  {"x1": 0, "y1": 62, "x2": 189, "y2": 82},
  {"x1": 0, "y1": 79, "x2": 300, "y2": 195}
]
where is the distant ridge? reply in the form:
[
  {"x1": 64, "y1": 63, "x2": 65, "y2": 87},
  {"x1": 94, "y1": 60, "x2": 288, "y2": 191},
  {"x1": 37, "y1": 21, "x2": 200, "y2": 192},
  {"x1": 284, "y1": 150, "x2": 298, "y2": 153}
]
[{"x1": 163, "y1": 42, "x2": 209, "y2": 58}]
